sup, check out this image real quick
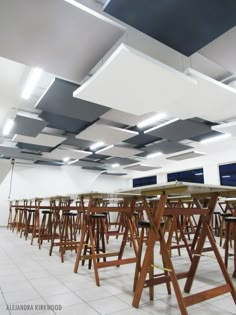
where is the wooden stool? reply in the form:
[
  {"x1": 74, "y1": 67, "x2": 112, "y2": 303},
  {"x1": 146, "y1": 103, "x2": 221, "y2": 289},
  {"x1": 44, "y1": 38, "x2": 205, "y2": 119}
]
[
  {"x1": 133, "y1": 220, "x2": 171, "y2": 300},
  {"x1": 31, "y1": 199, "x2": 43, "y2": 245},
  {"x1": 224, "y1": 216, "x2": 236, "y2": 278},
  {"x1": 38, "y1": 210, "x2": 53, "y2": 249},
  {"x1": 11, "y1": 201, "x2": 20, "y2": 232},
  {"x1": 25, "y1": 209, "x2": 36, "y2": 240},
  {"x1": 220, "y1": 213, "x2": 232, "y2": 247},
  {"x1": 82, "y1": 214, "x2": 107, "y2": 269},
  {"x1": 59, "y1": 212, "x2": 79, "y2": 263},
  {"x1": 49, "y1": 198, "x2": 72, "y2": 259},
  {"x1": 16, "y1": 208, "x2": 25, "y2": 235}
]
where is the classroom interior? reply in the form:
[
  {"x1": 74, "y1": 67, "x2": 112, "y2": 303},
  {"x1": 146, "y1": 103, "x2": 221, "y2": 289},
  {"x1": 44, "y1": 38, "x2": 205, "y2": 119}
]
[{"x1": 0, "y1": 1, "x2": 236, "y2": 315}]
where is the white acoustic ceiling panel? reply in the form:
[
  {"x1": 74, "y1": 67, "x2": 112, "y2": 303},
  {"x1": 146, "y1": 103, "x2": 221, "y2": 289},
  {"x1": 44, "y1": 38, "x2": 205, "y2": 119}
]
[
  {"x1": 183, "y1": 68, "x2": 236, "y2": 122},
  {"x1": 76, "y1": 123, "x2": 138, "y2": 145},
  {"x1": 98, "y1": 145, "x2": 142, "y2": 158},
  {"x1": 0, "y1": 0, "x2": 124, "y2": 83},
  {"x1": 212, "y1": 121, "x2": 236, "y2": 136},
  {"x1": 101, "y1": 109, "x2": 155, "y2": 126},
  {"x1": 74, "y1": 43, "x2": 197, "y2": 117},
  {"x1": 43, "y1": 148, "x2": 91, "y2": 161},
  {"x1": 13, "y1": 133, "x2": 67, "y2": 147},
  {"x1": 200, "y1": 26, "x2": 236, "y2": 75}
]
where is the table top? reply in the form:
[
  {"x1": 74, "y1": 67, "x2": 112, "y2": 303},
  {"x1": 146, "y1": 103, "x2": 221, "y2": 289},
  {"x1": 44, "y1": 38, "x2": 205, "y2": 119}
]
[
  {"x1": 10, "y1": 182, "x2": 236, "y2": 202},
  {"x1": 120, "y1": 181, "x2": 236, "y2": 197}
]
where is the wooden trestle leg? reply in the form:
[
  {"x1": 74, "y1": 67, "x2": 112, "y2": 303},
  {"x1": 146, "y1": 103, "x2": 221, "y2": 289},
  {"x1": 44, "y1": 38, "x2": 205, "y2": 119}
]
[{"x1": 132, "y1": 193, "x2": 188, "y2": 315}]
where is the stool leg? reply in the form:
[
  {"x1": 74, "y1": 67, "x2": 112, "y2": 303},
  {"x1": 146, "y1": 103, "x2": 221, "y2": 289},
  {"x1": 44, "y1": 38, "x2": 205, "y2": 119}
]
[{"x1": 133, "y1": 228, "x2": 144, "y2": 292}]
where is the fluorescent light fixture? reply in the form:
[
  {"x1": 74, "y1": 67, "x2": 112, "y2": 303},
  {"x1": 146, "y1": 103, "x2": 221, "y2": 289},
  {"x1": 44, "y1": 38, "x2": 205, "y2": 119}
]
[
  {"x1": 137, "y1": 113, "x2": 166, "y2": 129},
  {"x1": 112, "y1": 163, "x2": 120, "y2": 168},
  {"x1": 222, "y1": 175, "x2": 231, "y2": 178},
  {"x1": 194, "y1": 173, "x2": 203, "y2": 176},
  {"x1": 3, "y1": 119, "x2": 14, "y2": 136},
  {"x1": 68, "y1": 159, "x2": 78, "y2": 165},
  {"x1": 63, "y1": 157, "x2": 70, "y2": 163},
  {"x1": 144, "y1": 118, "x2": 179, "y2": 134},
  {"x1": 90, "y1": 141, "x2": 104, "y2": 151},
  {"x1": 96, "y1": 144, "x2": 114, "y2": 154},
  {"x1": 200, "y1": 133, "x2": 231, "y2": 144},
  {"x1": 146, "y1": 152, "x2": 163, "y2": 159},
  {"x1": 21, "y1": 68, "x2": 43, "y2": 100}
]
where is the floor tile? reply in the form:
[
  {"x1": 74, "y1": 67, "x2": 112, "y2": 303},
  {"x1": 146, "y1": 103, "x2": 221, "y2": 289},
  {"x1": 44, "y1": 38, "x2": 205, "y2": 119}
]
[
  {"x1": 88, "y1": 296, "x2": 130, "y2": 315},
  {"x1": 54, "y1": 303, "x2": 99, "y2": 315},
  {"x1": 43, "y1": 292, "x2": 83, "y2": 308}
]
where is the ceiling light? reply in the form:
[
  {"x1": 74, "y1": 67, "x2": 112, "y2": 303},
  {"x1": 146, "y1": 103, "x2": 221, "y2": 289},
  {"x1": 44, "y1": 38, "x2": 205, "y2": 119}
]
[
  {"x1": 146, "y1": 152, "x2": 163, "y2": 159},
  {"x1": 3, "y1": 119, "x2": 14, "y2": 136},
  {"x1": 200, "y1": 133, "x2": 231, "y2": 144},
  {"x1": 194, "y1": 173, "x2": 203, "y2": 176},
  {"x1": 112, "y1": 163, "x2": 120, "y2": 168},
  {"x1": 68, "y1": 159, "x2": 78, "y2": 165},
  {"x1": 90, "y1": 141, "x2": 104, "y2": 151},
  {"x1": 63, "y1": 157, "x2": 70, "y2": 163},
  {"x1": 96, "y1": 144, "x2": 114, "y2": 154},
  {"x1": 137, "y1": 113, "x2": 166, "y2": 128},
  {"x1": 21, "y1": 68, "x2": 43, "y2": 100},
  {"x1": 144, "y1": 118, "x2": 179, "y2": 134},
  {"x1": 222, "y1": 175, "x2": 231, "y2": 178}
]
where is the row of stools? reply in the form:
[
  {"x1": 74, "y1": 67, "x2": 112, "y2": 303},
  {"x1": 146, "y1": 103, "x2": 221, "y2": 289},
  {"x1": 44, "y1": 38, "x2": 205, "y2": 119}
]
[{"x1": 7, "y1": 198, "x2": 138, "y2": 265}]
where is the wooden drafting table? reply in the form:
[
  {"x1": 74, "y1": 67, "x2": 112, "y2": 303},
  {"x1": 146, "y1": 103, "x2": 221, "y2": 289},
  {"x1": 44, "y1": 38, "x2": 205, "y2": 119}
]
[{"x1": 122, "y1": 181, "x2": 236, "y2": 315}]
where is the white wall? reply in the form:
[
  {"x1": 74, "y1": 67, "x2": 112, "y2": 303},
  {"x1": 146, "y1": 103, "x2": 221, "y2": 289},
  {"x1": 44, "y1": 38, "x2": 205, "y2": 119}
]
[
  {"x1": 0, "y1": 164, "x2": 129, "y2": 226},
  {"x1": 129, "y1": 147, "x2": 236, "y2": 186}
]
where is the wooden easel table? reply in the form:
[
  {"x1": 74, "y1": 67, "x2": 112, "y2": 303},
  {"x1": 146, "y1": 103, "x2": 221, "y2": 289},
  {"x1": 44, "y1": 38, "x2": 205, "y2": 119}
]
[
  {"x1": 122, "y1": 181, "x2": 236, "y2": 315},
  {"x1": 73, "y1": 193, "x2": 140, "y2": 286}
]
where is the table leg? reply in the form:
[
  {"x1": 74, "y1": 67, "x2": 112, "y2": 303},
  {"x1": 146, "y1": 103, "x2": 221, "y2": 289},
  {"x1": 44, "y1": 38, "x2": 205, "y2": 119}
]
[{"x1": 184, "y1": 194, "x2": 218, "y2": 292}]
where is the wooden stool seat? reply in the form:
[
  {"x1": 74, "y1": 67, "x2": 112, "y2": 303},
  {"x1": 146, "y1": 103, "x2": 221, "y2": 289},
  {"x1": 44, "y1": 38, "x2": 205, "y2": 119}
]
[
  {"x1": 42, "y1": 210, "x2": 52, "y2": 214},
  {"x1": 138, "y1": 220, "x2": 150, "y2": 228},
  {"x1": 90, "y1": 214, "x2": 106, "y2": 219}
]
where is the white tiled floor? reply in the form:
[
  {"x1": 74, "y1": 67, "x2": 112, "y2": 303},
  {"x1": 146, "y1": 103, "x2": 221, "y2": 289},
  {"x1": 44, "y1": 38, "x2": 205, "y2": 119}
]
[{"x1": 0, "y1": 227, "x2": 235, "y2": 315}]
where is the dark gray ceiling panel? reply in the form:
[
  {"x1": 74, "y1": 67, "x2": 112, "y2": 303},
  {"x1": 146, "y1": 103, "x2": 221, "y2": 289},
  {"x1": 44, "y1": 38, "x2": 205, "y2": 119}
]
[
  {"x1": 62, "y1": 136, "x2": 94, "y2": 150},
  {"x1": 11, "y1": 114, "x2": 47, "y2": 137},
  {"x1": 190, "y1": 130, "x2": 222, "y2": 142},
  {"x1": 40, "y1": 111, "x2": 91, "y2": 133},
  {"x1": 102, "y1": 172, "x2": 127, "y2": 176},
  {"x1": 82, "y1": 166, "x2": 107, "y2": 171},
  {"x1": 75, "y1": 160, "x2": 108, "y2": 169},
  {"x1": 104, "y1": 157, "x2": 137, "y2": 165},
  {"x1": 124, "y1": 133, "x2": 161, "y2": 147},
  {"x1": 16, "y1": 142, "x2": 52, "y2": 153},
  {"x1": 148, "y1": 119, "x2": 210, "y2": 142},
  {"x1": 36, "y1": 78, "x2": 109, "y2": 122},
  {"x1": 104, "y1": 0, "x2": 236, "y2": 56},
  {"x1": 34, "y1": 160, "x2": 64, "y2": 166},
  {"x1": 137, "y1": 141, "x2": 192, "y2": 156},
  {"x1": 0, "y1": 146, "x2": 40, "y2": 161},
  {"x1": 84, "y1": 153, "x2": 109, "y2": 161}
]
